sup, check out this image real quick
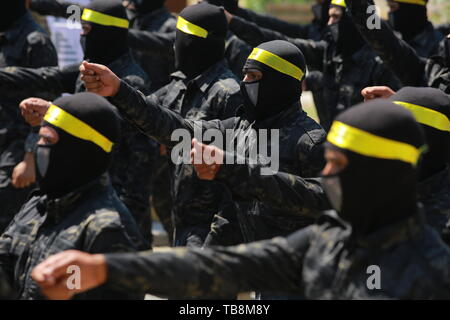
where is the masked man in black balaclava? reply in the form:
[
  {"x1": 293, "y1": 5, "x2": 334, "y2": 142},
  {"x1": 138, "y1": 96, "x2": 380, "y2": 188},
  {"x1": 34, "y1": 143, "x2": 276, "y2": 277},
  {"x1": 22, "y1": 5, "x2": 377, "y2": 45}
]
[
  {"x1": 387, "y1": 87, "x2": 450, "y2": 242},
  {"x1": 346, "y1": 0, "x2": 450, "y2": 94},
  {"x1": 226, "y1": 0, "x2": 401, "y2": 130},
  {"x1": 32, "y1": 100, "x2": 450, "y2": 300},
  {"x1": 78, "y1": 2, "x2": 243, "y2": 248},
  {"x1": 0, "y1": 0, "x2": 157, "y2": 248},
  {"x1": 0, "y1": 92, "x2": 145, "y2": 300},
  {"x1": 0, "y1": 0, "x2": 58, "y2": 234},
  {"x1": 386, "y1": 0, "x2": 443, "y2": 58},
  {"x1": 78, "y1": 37, "x2": 326, "y2": 252}
]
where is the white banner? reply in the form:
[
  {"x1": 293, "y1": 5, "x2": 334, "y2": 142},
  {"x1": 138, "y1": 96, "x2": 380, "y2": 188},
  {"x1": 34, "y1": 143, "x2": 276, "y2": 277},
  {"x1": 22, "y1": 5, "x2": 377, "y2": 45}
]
[{"x1": 46, "y1": 0, "x2": 92, "y2": 67}]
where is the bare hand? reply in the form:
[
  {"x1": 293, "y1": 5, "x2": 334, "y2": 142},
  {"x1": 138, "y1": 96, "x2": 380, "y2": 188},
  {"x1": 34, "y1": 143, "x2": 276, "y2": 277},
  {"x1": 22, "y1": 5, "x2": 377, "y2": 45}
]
[
  {"x1": 361, "y1": 86, "x2": 396, "y2": 101},
  {"x1": 190, "y1": 138, "x2": 224, "y2": 180},
  {"x1": 19, "y1": 98, "x2": 50, "y2": 127},
  {"x1": 31, "y1": 250, "x2": 107, "y2": 300},
  {"x1": 79, "y1": 61, "x2": 121, "y2": 97},
  {"x1": 12, "y1": 153, "x2": 36, "y2": 189}
]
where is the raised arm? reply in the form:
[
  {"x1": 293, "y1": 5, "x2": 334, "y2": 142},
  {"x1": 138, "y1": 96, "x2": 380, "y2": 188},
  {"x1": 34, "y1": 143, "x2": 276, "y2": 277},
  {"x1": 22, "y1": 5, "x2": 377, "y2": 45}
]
[
  {"x1": 229, "y1": 15, "x2": 326, "y2": 71},
  {"x1": 346, "y1": 0, "x2": 427, "y2": 87},
  {"x1": 30, "y1": 0, "x2": 81, "y2": 18}
]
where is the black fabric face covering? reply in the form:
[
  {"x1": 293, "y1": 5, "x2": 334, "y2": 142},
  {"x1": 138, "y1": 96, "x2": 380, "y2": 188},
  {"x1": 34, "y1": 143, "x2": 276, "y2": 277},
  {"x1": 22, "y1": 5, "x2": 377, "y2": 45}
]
[
  {"x1": 325, "y1": 7, "x2": 366, "y2": 58},
  {"x1": 390, "y1": 87, "x2": 450, "y2": 180},
  {"x1": 241, "y1": 40, "x2": 306, "y2": 121},
  {"x1": 204, "y1": 0, "x2": 239, "y2": 14},
  {"x1": 0, "y1": 1, "x2": 27, "y2": 32},
  {"x1": 81, "y1": 0, "x2": 129, "y2": 66},
  {"x1": 174, "y1": 2, "x2": 227, "y2": 79},
  {"x1": 388, "y1": 2, "x2": 428, "y2": 42},
  {"x1": 35, "y1": 93, "x2": 120, "y2": 198},
  {"x1": 126, "y1": 0, "x2": 165, "y2": 21},
  {"x1": 323, "y1": 101, "x2": 425, "y2": 237}
]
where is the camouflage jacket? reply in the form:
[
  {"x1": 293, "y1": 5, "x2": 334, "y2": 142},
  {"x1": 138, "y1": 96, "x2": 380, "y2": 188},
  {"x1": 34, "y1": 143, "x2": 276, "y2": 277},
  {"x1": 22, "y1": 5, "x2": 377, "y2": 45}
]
[
  {"x1": 104, "y1": 210, "x2": 450, "y2": 299},
  {"x1": 234, "y1": 6, "x2": 323, "y2": 41},
  {"x1": 0, "y1": 52, "x2": 158, "y2": 231},
  {"x1": 216, "y1": 162, "x2": 330, "y2": 222},
  {"x1": 110, "y1": 75, "x2": 326, "y2": 243},
  {"x1": 229, "y1": 15, "x2": 402, "y2": 128},
  {"x1": 0, "y1": 11, "x2": 58, "y2": 168},
  {"x1": 0, "y1": 177, "x2": 145, "y2": 300},
  {"x1": 128, "y1": 7, "x2": 177, "y2": 93},
  {"x1": 418, "y1": 166, "x2": 450, "y2": 242},
  {"x1": 113, "y1": 60, "x2": 242, "y2": 246},
  {"x1": 0, "y1": 268, "x2": 13, "y2": 299},
  {"x1": 346, "y1": 0, "x2": 450, "y2": 94}
]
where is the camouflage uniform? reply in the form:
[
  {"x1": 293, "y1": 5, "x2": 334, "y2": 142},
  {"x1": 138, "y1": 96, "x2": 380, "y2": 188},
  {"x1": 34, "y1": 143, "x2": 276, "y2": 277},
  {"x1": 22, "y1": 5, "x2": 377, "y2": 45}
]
[
  {"x1": 234, "y1": 5, "x2": 324, "y2": 41},
  {"x1": 346, "y1": 0, "x2": 450, "y2": 94},
  {"x1": 0, "y1": 268, "x2": 13, "y2": 299},
  {"x1": 228, "y1": 15, "x2": 402, "y2": 130},
  {"x1": 109, "y1": 76, "x2": 326, "y2": 245},
  {"x1": 418, "y1": 166, "x2": 450, "y2": 245},
  {"x1": 115, "y1": 60, "x2": 242, "y2": 247},
  {"x1": 104, "y1": 210, "x2": 450, "y2": 299},
  {"x1": 0, "y1": 176, "x2": 145, "y2": 300},
  {"x1": 0, "y1": 52, "x2": 158, "y2": 247},
  {"x1": 0, "y1": 11, "x2": 58, "y2": 233}
]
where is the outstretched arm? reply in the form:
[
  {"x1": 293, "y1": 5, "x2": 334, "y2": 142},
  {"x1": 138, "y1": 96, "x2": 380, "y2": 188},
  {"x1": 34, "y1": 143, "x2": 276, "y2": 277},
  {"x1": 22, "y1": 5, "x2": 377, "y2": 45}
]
[{"x1": 32, "y1": 228, "x2": 313, "y2": 299}]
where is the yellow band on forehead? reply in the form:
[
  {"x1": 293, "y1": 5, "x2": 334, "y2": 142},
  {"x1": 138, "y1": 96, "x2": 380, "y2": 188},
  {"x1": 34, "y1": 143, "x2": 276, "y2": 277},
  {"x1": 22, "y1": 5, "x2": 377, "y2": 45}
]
[
  {"x1": 331, "y1": 0, "x2": 347, "y2": 7},
  {"x1": 393, "y1": 101, "x2": 450, "y2": 132},
  {"x1": 327, "y1": 121, "x2": 421, "y2": 165},
  {"x1": 394, "y1": 0, "x2": 427, "y2": 6},
  {"x1": 248, "y1": 48, "x2": 304, "y2": 81},
  {"x1": 176, "y1": 16, "x2": 208, "y2": 39},
  {"x1": 44, "y1": 104, "x2": 114, "y2": 153},
  {"x1": 82, "y1": 9, "x2": 129, "y2": 29}
]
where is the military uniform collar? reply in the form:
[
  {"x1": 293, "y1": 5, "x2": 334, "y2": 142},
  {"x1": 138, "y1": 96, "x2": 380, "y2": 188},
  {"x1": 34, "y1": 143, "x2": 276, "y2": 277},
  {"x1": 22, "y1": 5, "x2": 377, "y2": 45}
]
[
  {"x1": 409, "y1": 22, "x2": 436, "y2": 52},
  {"x1": 417, "y1": 165, "x2": 450, "y2": 201},
  {"x1": 38, "y1": 175, "x2": 109, "y2": 223},
  {"x1": 354, "y1": 209, "x2": 426, "y2": 250},
  {"x1": 107, "y1": 51, "x2": 132, "y2": 71},
  {"x1": 171, "y1": 59, "x2": 229, "y2": 94},
  {"x1": 255, "y1": 102, "x2": 304, "y2": 129},
  {"x1": 2, "y1": 12, "x2": 33, "y2": 43}
]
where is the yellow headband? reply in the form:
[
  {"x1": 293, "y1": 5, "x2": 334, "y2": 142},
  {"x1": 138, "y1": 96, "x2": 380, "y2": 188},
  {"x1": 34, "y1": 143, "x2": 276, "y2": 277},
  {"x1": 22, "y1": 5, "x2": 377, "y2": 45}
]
[
  {"x1": 394, "y1": 0, "x2": 427, "y2": 6},
  {"x1": 176, "y1": 16, "x2": 208, "y2": 38},
  {"x1": 44, "y1": 104, "x2": 114, "y2": 153},
  {"x1": 327, "y1": 121, "x2": 422, "y2": 165},
  {"x1": 82, "y1": 9, "x2": 129, "y2": 29},
  {"x1": 247, "y1": 48, "x2": 305, "y2": 81},
  {"x1": 393, "y1": 101, "x2": 450, "y2": 132},
  {"x1": 331, "y1": 0, "x2": 347, "y2": 7}
]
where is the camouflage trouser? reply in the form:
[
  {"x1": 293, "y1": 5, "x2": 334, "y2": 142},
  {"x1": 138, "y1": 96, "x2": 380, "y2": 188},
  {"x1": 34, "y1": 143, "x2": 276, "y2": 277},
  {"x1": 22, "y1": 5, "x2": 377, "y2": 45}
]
[
  {"x1": 0, "y1": 166, "x2": 34, "y2": 234},
  {"x1": 123, "y1": 199, "x2": 153, "y2": 250},
  {"x1": 151, "y1": 156, "x2": 174, "y2": 244}
]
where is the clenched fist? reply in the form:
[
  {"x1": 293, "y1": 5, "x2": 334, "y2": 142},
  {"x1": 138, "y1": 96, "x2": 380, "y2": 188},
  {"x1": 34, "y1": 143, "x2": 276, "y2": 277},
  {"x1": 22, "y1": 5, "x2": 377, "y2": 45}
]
[
  {"x1": 190, "y1": 138, "x2": 224, "y2": 180},
  {"x1": 19, "y1": 97, "x2": 50, "y2": 127},
  {"x1": 79, "y1": 61, "x2": 121, "y2": 97}
]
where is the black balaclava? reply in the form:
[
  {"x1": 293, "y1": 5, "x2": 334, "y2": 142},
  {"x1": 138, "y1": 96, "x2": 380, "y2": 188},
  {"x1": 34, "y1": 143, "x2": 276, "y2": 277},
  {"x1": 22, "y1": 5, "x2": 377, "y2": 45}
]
[
  {"x1": 388, "y1": 0, "x2": 429, "y2": 42},
  {"x1": 0, "y1": 1, "x2": 27, "y2": 32},
  {"x1": 241, "y1": 40, "x2": 306, "y2": 121},
  {"x1": 80, "y1": 0, "x2": 129, "y2": 66},
  {"x1": 204, "y1": 0, "x2": 239, "y2": 14},
  {"x1": 390, "y1": 87, "x2": 450, "y2": 180},
  {"x1": 174, "y1": 2, "x2": 227, "y2": 79},
  {"x1": 326, "y1": 2, "x2": 366, "y2": 58},
  {"x1": 322, "y1": 100, "x2": 425, "y2": 237},
  {"x1": 36, "y1": 93, "x2": 121, "y2": 198},
  {"x1": 125, "y1": 0, "x2": 166, "y2": 21}
]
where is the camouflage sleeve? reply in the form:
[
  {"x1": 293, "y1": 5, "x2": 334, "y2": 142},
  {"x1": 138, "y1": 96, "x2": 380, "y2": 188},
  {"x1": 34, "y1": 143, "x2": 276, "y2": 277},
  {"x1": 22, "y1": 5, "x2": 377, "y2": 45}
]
[
  {"x1": 105, "y1": 231, "x2": 313, "y2": 298},
  {"x1": 235, "y1": 7, "x2": 311, "y2": 39},
  {"x1": 24, "y1": 129, "x2": 40, "y2": 153},
  {"x1": 216, "y1": 161, "x2": 330, "y2": 218},
  {"x1": 127, "y1": 30, "x2": 175, "y2": 58},
  {"x1": 0, "y1": 64, "x2": 78, "y2": 98},
  {"x1": 0, "y1": 230, "x2": 14, "y2": 295},
  {"x1": 229, "y1": 16, "x2": 326, "y2": 71},
  {"x1": 25, "y1": 32, "x2": 58, "y2": 68},
  {"x1": 30, "y1": 0, "x2": 81, "y2": 18},
  {"x1": 110, "y1": 80, "x2": 226, "y2": 147},
  {"x1": 82, "y1": 225, "x2": 145, "y2": 300},
  {"x1": 347, "y1": 0, "x2": 427, "y2": 87}
]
